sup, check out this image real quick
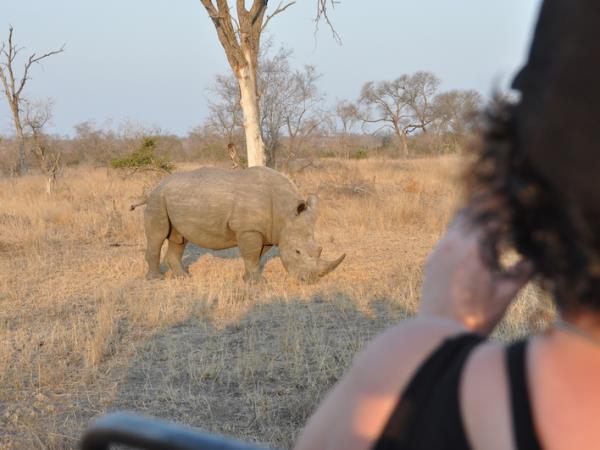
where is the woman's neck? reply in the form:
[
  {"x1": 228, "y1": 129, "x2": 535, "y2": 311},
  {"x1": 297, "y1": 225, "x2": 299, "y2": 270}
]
[{"x1": 553, "y1": 314, "x2": 600, "y2": 349}]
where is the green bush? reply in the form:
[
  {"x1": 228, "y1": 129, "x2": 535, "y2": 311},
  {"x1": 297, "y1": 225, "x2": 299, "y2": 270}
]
[
  {"x1": 319, "y1": 148, "x2": 336, "y2": 158},
  {"x1": 354, "y1": 148, "x2": 369, "y2": 160},
  {"x1": 110, "y1": 137, "x2": 174, "y2": 172}
]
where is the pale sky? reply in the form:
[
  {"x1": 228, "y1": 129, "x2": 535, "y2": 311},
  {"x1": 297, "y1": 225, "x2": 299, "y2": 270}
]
[{"x1": 1, "y1": 1, "x2": 542, "y2": 137}]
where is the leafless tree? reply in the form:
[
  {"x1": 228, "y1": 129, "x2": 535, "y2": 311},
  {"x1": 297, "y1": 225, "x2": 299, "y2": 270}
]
[
  {"x1": 199, "y1": 1, "x2": 338, "y2": 167},
  {"x1": 357, "y1": 71, "x2": 441, "y2": 157},
  {"x1": 206, "y1": 73, "x2": 244, "y2": 151},
  {"x1": 284, "y1": 65, "x2": 325, "y2": 160},
  {"x1": 0, "y1": 25, "x2": 64, "y2": 175},
  {"x1": 206, "y1": 45, "x2": 325, "y2": 167},
  {"x1": 73, "y1": 121, "x2": 118, "y2": 163},
  {"x1": 333, "y1": 100, "x2": 359, "y2": 158},
  {"x1": 334, "y1": 100, "x2": 359, "y2": 134},
  {"x1": 433, "y1": 89, "x2": 482, "y2": 135},
  {"x1": 23, "y1": 98, "x2": 62, "y2": 193},
  {"x1": 204, "y1": 44, "x2": 289, "y2": 166},
  {"x1": 258, "y1": 46, "x2": 294, "y2": 165},
  {"x1": 402, "y1": 71, "x2": 440, "y2": 134}
]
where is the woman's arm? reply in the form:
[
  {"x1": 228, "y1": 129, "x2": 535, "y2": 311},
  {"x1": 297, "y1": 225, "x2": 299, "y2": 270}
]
[
  {"x1": 294, "y1": 318, "x2": 465, "y2": 450},
  {"x1": 294, "y1": 208, "x2": 533, "y2": 450}
]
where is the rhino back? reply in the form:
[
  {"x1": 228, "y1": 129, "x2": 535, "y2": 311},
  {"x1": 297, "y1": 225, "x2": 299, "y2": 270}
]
[{"x1": 158, "y1": 167, "x2": 302, "y2": 247}]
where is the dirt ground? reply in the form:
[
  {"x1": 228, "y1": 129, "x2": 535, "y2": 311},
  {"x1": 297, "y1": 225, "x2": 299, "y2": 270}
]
[{"x1": 0, "y1": 157, "x2": 553, "y2": 449}]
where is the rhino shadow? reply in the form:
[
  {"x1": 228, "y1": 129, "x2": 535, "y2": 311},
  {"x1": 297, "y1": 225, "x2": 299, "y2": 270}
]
[
  {"x1": 180, "y1": 243, "x2": 279, "y2": 271},
  {"x1": 105, "y1": 294, "x2": 413, "y2": 449}
]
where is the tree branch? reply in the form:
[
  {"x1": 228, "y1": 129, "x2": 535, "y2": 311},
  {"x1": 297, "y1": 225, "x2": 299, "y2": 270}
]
[
  {"x1": 0, "y1": 41, "x2": 8, "y2": 96},
  {"x1": 199, "y1": 0, "x2": 218, "y2": 22},
  {"x1": 261, "y1": 2, "x2": 296, "y2": 31},
  {"x1": 314, "y1": 0, "x2": 341, "y2": 44},
  {"x1": 201, "y1": 0, "x2": 246, "y2": 70},
  {"x1": 5, "y1": 26, "x2": 17, "y2": 100},
  {"x1": 249, "y1": 0, "x2": 268, "y2": 25},
  {"x1": 16, "y1": 45, "x2": 65, "y2": 97}
]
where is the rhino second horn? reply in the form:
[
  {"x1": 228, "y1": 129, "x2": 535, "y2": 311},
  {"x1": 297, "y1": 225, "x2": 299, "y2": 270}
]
[{"x1": 316, "y1": 253, "x2": 346, "y2": 278}]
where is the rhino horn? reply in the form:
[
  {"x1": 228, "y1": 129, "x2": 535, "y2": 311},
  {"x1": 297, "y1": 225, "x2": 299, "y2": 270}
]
[{"x1": 316, "y1": 253, "x2": 346, "y2": 278}]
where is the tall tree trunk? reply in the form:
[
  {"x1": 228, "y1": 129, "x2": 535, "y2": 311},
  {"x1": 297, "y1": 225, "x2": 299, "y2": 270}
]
[
  {"x1": 237, "y1": 66, "x2": 265, "y2": 167},
  {"x1": 227, "y1": 142, "x2": 242, "y2": 169},
  {"x1": 393, "y1": 125, "x2": 409, "y2": 158},
  {"x1": 10, "y1": 104, "x2": 27, "y2": 175},
  {"x1": 200, "y1": 1, "x2": 272, "y2": 167},
  {"x1": 400, "y1": 131, "x2": 409, "y2": 157},
  {"x1": 16, "y1": 133, "x2": 26, "y2": 175}
]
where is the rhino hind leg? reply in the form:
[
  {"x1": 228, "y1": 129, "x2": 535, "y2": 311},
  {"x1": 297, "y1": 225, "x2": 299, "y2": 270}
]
[
  {"x1": 165, "y1": 228, "x2": 189, "y2": 278},
  {"x1": 238, "y1": 231, "x2": 266, "y2": 283},
  {"x1": 144, "y1": 201, "x2": 170, "y2": 280},
  {"x1": 145, "y1": 232, "x2": 166, "y2": 280}
]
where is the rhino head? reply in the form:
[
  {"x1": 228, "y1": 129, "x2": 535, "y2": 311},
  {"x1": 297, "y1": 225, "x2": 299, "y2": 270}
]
[{"x1": 279, "y1": 194, "x2": 345, "y2": 283}]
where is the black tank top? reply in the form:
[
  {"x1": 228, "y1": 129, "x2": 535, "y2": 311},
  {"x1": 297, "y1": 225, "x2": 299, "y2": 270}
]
[{"x1": 373, "y1": 334, "x2": 543, "y2": 450}]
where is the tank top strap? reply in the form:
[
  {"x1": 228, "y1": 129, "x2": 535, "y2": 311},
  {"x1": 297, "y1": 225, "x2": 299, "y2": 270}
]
[
  {"x1": 374, "y1": 333, "x2": 485, "y2": 450},
  {"x1": 506, "y1": 340, "x2": 543, "y2": 450}
]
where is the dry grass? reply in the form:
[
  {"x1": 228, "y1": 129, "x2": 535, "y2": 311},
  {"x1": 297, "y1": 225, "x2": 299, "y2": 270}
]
[{"x1": 0, "y1": 157, "x2": 554, "y2": 449}]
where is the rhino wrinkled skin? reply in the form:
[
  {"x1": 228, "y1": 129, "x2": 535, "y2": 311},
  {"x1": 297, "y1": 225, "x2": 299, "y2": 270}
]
[{"x1": 133, "y1": 166, "x2": 345, "y2": 283}]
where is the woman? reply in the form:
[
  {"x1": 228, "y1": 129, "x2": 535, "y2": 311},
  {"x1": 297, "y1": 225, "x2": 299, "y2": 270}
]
[{"x1": 294, "y1": 1, "x2": 600, "y2": 449}]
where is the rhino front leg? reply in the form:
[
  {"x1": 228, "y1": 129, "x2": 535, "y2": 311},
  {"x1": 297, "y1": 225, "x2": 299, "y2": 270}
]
[
  {"x1": 165, "y1": 228, "x2": 189, "y2": 278},
  {"x1": 259, "y1": 244, "x2": 273, "y2": 271},
  {"x1": 238, "y1": 231, "x2": 266, "y2": 283}
]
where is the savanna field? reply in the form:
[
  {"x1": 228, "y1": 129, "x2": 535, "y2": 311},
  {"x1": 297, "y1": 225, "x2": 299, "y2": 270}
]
[{"x1": 0, "y1": 157, "x2": 554, "y2": 449}]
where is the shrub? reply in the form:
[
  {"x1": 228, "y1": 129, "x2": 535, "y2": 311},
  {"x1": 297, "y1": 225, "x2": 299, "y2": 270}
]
[
  {"x1": 354, "y1": 148, "x2": 369, "y2": 160},
  {"x1": 110, "y1": 137, "x2": 174, "y2": 173},
  {"x1": 319, "y1": 148, "x2": 336, "y2": 158}
]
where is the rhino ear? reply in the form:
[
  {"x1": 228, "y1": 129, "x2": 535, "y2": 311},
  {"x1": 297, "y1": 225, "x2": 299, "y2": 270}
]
[
  {"x1": 296, "y1": 202, "x2": 307, "y2": 215},
  {"x1": 306, "y1": 194, "x2": 318, "y2": 210},
  {"x1": 296, "y1": 195, "x2": 318, "y2": 216}
]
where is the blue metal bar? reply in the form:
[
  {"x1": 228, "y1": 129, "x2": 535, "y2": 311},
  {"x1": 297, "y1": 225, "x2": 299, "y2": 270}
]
[{"x1": 80, "y1": 412, "x2": 272, "y2": 450}]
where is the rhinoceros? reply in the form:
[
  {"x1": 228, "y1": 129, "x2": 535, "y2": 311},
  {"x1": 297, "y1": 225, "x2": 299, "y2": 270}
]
[{"x1": 131, "y1": 166, "x2": 345, "y2": 282}]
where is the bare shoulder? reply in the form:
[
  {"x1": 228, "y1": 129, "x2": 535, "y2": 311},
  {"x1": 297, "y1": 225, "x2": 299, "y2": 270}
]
[
  {"x1": 348, "y1": 317, "x2": 467, "y2": 386},
  {"x1": 294, "y1": 317, "x2": 467, "y2": 450},
  {"x1": 461, "y1": 340, "x2": 512, "y2": 450}
]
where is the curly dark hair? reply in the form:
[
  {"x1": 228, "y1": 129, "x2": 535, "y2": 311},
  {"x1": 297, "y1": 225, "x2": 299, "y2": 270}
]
[{"x1": 469, "y1": 99, "x2": 600, "y2": 317}]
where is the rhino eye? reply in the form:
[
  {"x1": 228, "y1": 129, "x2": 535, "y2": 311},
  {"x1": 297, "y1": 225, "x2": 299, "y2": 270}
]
[{"x1": 296, "y1": 250, "x2": 301, "y2": 255}]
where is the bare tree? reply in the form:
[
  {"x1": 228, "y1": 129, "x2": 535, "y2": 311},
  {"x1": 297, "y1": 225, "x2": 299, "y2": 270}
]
[
  {"x1": 284, "y1": 65, "x2": 325, "y2": 160},
  {"x1": 199, "y1": 1, "x2": 338, "y2": 167},
  {"x1": 433, "y1": 89, "x2": 482, "y2": 136},
  {"x1": 206, "y1": 73, "x2": 244, "y2": 150},
  {"x1": 334, "y1": 100, "x2": 359, "y2": 134},
  {"x1": 206, "y1": 45, "x2": 325, "y2": 167},
  {"x1": 357, "y1": 71, "x2": 441, "y2": 156},
  {"x1": 23, "y1": 99, "x2": 62, "y2": 193},
  {"x1": 259, "y1": 46, "x2": 294, "y2": 165},
  {"x1": 402, "y1": 71, "x2": 440, "y2": 134},
  {"x1": 73, "y1": 121, "x2": 118, "y2": 163},
  {"x1": 0, "y1": 26, "x2": 64, "y2": 175},
  {"x1": 357, "y1": 79, "x2": 411, "y2": 156},
  {"x1": 333, "y1": 100, "x2": 359, "y2": 158}
]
